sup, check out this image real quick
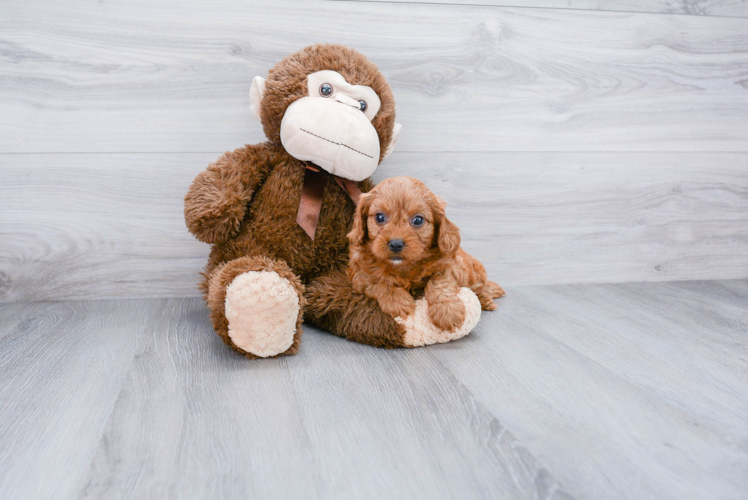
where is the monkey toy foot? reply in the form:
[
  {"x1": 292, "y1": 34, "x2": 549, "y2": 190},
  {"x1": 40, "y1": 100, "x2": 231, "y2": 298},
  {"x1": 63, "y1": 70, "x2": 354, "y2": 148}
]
[
  {"x1": 224, "y1": 270, "x2": 301, "y2": 357},
  {"x1": 205, "y1": 255, "x2": 305, "y2": 359},
  {"x1": 396, "y1": 288, "x2": 481, "y2": 347}
]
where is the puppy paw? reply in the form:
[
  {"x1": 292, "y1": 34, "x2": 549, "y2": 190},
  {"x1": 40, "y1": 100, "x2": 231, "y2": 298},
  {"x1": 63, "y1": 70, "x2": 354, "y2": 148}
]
[
  {"x1": 396, "y1": 288, "x2": 482, "y2": 347},
  {"x1": 428, "y1": 296, "x2": 467, "y2": 333},
  {"x1": 485, "y1": 281, "x2": 505, "y2": 299},
  {"x1": 481, "y1": 300, "x2": 498, "y2": 311},
  {"x1": 377, "y1": 291, "x2": 416, "y2": 319}
]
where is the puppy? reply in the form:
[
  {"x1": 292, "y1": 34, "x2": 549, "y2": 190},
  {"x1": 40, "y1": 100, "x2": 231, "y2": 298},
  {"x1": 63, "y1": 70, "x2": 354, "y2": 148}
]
[{"x1": 347, "y1": 176, "x2": 505, "y2": 332}]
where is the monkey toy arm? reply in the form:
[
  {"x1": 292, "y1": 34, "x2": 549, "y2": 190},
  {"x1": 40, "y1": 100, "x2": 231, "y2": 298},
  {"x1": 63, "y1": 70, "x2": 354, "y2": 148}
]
[
  {"x1": 184, "y1": 144, "x2": 274, "y2": 244},
  {"x1": 305, "y1": 268, "x2": 483, "y2": 349}
]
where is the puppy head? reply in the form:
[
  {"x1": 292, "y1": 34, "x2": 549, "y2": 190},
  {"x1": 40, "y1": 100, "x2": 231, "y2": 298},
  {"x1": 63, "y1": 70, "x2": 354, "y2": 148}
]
[{"x1": 348, "y1": 176, "x2": 460, "y2": 268}]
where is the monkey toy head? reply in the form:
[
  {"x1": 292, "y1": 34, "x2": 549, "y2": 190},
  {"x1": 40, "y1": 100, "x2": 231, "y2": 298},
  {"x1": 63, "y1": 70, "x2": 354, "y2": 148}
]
[{"x1": 248, "y1": 44, "x2": 402, "y2": 181}]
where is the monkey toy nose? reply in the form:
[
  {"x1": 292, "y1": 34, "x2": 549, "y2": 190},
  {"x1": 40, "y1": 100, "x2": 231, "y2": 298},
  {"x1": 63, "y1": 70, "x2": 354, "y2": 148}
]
[
  {"x1": 388, "y1": 239, "x2": 405, "y2": 253},
  {"x1": 335, "y1": 93, "x2": 362, "y2": 109}
]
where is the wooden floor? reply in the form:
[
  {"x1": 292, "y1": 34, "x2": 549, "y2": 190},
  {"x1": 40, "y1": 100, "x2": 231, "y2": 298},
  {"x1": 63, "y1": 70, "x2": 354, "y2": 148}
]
[{"x1": 1, "y1": 279, "x2": 745, "y2": 499}]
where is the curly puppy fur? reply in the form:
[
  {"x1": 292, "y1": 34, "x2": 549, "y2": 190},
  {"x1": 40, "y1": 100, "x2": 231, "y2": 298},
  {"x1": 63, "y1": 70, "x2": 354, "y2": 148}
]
[
  {"x1": 184, "y1": 44, "x2": 408, "y2": 356},
  {"x1": 347, "y1": 176, "x2": 505, "y2": 332}
]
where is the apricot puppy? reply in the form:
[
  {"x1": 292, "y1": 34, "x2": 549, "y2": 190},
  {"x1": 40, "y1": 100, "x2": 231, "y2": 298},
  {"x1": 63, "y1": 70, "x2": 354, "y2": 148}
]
[{"x1": 347, "y1": 176, "x2": 505, "y2": 332}]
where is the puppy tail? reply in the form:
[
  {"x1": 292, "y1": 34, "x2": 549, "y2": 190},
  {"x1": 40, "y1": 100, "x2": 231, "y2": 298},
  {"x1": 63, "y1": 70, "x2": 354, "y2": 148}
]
[{"x1": 485, "y1": 281, "x2": 506, "y2": 299}]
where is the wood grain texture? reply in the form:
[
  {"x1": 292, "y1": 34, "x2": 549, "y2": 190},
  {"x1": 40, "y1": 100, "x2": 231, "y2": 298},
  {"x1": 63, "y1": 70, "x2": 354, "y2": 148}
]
[
  {"x1": 431, "y1": 279, "x2": 748, "y2": 499},
  {"x1": 2, "y1": 0, "x2": 748, "y2": 153},
  {"x1": 378, "y1": 151, "x2": 748, "y2": 286},
  {"x1": 0, "y1": 299, "x2": 168, "y2": 499},
  {"x1": 2, "y1": 151, "x2": 746, "y2": 303},
  {"x1": 0, "y1": 297, "x2": 571, "y2": 500},
  {"x1": 0, "y1": 153, "x2": 212, "y2": 303},
  {"x1": 344, "y1": 0, "x2": 748, "y2": 18},
  {"x1": 1, "y1": 280, "x2": 745, "y2": 498}
]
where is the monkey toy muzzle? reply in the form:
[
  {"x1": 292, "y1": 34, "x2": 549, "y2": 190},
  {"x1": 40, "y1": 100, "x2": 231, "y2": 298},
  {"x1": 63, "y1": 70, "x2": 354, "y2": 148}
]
[{"x1": 280, "y1": 94, "x2": 381, "y2": 181}]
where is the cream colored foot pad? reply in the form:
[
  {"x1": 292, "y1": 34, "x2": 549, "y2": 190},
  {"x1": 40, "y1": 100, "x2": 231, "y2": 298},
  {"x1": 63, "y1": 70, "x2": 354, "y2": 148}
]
[
  {"x1": 225, "y1": 271, "x2": 299, "y2": 357},
  {"x1": 397, "y1": 288, "x2": 482, "y2": 347}
]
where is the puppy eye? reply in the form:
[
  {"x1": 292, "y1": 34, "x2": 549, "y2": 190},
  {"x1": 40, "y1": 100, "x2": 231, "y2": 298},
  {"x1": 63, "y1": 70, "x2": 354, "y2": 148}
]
[
  {"x1": 319, "y1": 83, "x2": 333, "y2": 97},
  {"x1": 375, "y1": 212, "x2": 386, "y2": 224},
  {"x1": 412, "y1": 215, "x2": 424, "y2": 226},
  {"x1": 359, "y1": 100, "x2": 367, "y2": 112}
]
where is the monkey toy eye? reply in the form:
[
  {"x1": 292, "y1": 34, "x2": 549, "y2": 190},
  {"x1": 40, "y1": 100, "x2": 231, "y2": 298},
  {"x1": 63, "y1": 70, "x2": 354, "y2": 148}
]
[
  {"x1": 375, "y1": 212, "x2": 386, "y2": 224},
  {"x1": 359, "y1": 100, "x2": 367, "y2": 112},
  {"x1": 412, "y1": 215, "x2": 424, "y2": 226},
  {"x1": 319, "y1": 83, "x2": 333, "y2": 97}
]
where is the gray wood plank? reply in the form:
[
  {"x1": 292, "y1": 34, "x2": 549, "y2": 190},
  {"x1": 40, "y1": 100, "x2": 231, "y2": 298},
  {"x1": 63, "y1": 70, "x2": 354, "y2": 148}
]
[
  {"x1": 0, "y1": 298, "x2": 572, "y2": 500},
  {"x1": 0, "y1": 299, "x2": 172, "y2": 499},
  {"x1": 382, "y1": 151, "x2": 748, "y2": 287},
  {"x1": 1, "y1": 281, "x2": 745, "y2": 499},
  {"x1": 429, "y1": 280, "x2": 748, "y2": 499},
  {"x1": 2, "y1": 151, "x2": 746, "y2": 303},
  {"x1": 0, "y1": 153, "x2": 212, "y2": 303},
  {"x1": 344, "y1": 0, "x2": 748, "y2": 18},
  {"x1": 2, "y1": 0, "x2": 748, "y2": 153}
]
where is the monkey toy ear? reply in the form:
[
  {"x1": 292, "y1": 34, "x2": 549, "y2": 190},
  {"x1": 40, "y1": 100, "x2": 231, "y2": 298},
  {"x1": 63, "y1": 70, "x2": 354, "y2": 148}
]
[
  {"x1": 383, "y1": 123, "x2": 402, "y2": 159},
  {"x1": 249, "y1": 76, "x2": 266, "y2": 121}
]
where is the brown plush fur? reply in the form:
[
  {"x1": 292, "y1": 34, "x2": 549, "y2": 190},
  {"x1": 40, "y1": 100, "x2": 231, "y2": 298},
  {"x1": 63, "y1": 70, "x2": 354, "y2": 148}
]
[
  {"x1": 347, "y1": 176, "x2": 505, "y2": 332},
  {"x1": 184, "y1": 44, "x2": 407, "y2": 356},
  {"x1": 304, "y1": 270, "x2": 408, "y2": 349}
]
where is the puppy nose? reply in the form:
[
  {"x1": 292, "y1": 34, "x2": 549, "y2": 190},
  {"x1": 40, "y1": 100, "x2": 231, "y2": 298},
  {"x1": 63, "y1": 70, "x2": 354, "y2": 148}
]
[{"x1": 388, "y1": 239, "x2": 405, "y2": 253}]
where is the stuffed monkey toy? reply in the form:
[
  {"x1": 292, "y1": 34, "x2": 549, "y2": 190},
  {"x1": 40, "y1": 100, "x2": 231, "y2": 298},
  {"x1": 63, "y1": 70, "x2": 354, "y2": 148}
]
[{"x1": 184, "y1": 44, "x2": 482, "y2": 359}]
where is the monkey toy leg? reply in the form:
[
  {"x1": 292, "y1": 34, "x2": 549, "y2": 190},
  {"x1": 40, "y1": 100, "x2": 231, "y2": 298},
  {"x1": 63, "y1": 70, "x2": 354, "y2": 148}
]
[
  {"x1": 202, "y1": 255, "x2": 305, "y2": 359},
  {"x1": 304, "y1": 269, "x2": 482, "y2": 348}
]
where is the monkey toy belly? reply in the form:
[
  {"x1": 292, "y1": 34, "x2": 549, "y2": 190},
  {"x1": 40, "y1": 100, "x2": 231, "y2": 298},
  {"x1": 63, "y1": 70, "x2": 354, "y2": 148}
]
[{"x1": 205, "y1": 158, "x2": 361, "y2": 284}]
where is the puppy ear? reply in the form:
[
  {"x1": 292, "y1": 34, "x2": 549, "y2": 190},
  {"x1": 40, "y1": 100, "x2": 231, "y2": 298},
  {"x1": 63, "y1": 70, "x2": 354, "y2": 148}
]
[
  {"x1": 348, "y1": 192, "x2": 373, "y2": 247},
  {"x1": 433, "y1": 198, "x2": 461, "y2": 256}
]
